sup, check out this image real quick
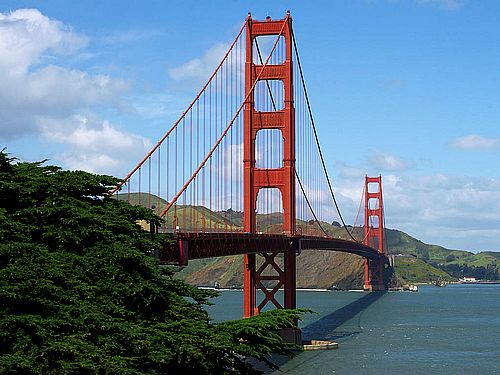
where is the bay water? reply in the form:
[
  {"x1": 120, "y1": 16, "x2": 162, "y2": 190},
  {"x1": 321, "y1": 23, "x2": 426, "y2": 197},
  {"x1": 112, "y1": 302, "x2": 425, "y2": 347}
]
[{"x1": 206, "y1": 284, "x2": 500, "y2": 374}]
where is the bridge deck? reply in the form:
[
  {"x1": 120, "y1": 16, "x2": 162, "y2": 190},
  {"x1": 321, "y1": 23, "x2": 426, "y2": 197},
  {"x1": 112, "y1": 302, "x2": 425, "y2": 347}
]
[{"x1": 159, "y1": 232, "x2": 386, "y2": 265}]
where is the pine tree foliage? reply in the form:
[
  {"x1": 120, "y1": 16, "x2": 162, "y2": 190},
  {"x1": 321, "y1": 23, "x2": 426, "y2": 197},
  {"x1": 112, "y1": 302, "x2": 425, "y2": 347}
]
[{"x1": 0, "y1": 151, "x2": 305, "y2": 374}]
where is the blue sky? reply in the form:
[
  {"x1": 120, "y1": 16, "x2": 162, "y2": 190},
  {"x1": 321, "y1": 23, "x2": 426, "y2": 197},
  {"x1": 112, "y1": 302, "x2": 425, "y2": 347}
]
[{"x1": 1, "y1": 0, "x2": 499, "y2": 252}]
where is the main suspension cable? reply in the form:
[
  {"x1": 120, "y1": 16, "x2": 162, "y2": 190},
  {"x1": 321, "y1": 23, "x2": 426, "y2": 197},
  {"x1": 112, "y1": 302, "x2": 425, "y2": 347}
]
[{"x1": 290, "y1": 29, "x2": 358, "y2": 242}]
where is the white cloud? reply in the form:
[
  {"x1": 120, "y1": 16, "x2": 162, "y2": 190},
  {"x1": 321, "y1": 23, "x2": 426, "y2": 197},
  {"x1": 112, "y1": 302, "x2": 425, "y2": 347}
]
[
  {"x1": 450, "y1": 134, "x2": 499, "y2": 150},
  {"x1": 390, "y1": 175, "x2": 500, "y2": 251},
  {"x1": 369, "y1": 151, "x2": 408, "y2": 171},
  {"x1": 60, "y1": 153, "x2": 121, "y2": 173},
  {"x1": 333, "y1": 165, "x2": 500, "y2": 251},
  {"x1": 169, "y1": 43, "x2": 229, "y2": 82},
  {"x1": 41, "y1": 115, "x2": 151, "y2": 174},
  {"x1": 130, "y1": 93, "x2": 182, "y2": 121},
  {"x1": 0, "y1": 8, "x2": 88, "y2": 75},
  {"x1": 0, "y1": 9, "x2": 129, "y2": 139},
  {"x1": 221, "y1": 143, "x2": 244, "y2": 182},
  {"x1": 0, "y1": 8, "x2": 155, "y2": 178},
  {"x1": 167, "y1": 40, "x2": 245, "y2": 89},
  {"x1": 336, "y1": 161, "x2": 365, "y2": 180}
]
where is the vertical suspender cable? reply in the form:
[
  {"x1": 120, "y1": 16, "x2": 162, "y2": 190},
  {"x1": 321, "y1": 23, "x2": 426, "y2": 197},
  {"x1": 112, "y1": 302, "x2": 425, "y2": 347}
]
[
  {"x1": 148, "y1": 156, "x2": 151, "y2": 209},
  {"x1": 157, "y1": 145, "x2": 161, "y2": 216}
]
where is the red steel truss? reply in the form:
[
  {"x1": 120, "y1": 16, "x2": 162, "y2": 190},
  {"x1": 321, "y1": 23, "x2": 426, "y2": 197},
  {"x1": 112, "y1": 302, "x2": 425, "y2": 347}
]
[{"x1": 160, "y1": 233, "x2": 386, "y2": 264}]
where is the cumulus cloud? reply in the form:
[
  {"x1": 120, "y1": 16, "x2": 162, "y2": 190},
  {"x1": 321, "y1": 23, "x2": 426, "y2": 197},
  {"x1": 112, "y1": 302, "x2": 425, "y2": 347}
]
[
  {"x1": 167, "y1": 40, "x2": 245, "y2": 88},
  {"x1": 0, "y1": 8, "x2": 155, "y2": 177},
  {"x1": 369, "y1": 151, "x2": 408, "y2": 171},
  {"x1": 385, "y1": 173, "x2": 500, "y2": 229},
  {"x1": 130, "y1": 93, "x2": 183, "y2": 122},
  {"x1": 336, "y1": 161, "x2": 365, "y2": 180},
  {"x1": 169, "y1": 43, "x2": 229, "y2": 82},
  {"x1": 0, "y1": 8, "x2": 88, "y2": 75},
  {"x1": 41, "y1": 115, "x2": 151, "y2": 174},
  {"x1": 450, "y1": 134, "x2": 499, "y2": 150},
  {"x1": 385, "y1": 174, "x2": 500, "y2": 250},
  {"x1": 0, "y1": 9, "x2": 129, "y2": 139}
]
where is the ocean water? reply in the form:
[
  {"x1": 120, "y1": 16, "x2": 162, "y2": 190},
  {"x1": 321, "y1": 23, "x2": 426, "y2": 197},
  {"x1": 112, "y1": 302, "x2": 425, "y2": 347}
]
[{"x1": 206, "y1": 284, "x2": 500, "y2": 374}]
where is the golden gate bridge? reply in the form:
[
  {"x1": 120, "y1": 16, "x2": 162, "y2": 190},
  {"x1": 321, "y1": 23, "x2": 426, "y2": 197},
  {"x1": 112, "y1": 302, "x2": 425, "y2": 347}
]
[{"x1": 111, "y1": 12, "x2": 389, "y2": 318}]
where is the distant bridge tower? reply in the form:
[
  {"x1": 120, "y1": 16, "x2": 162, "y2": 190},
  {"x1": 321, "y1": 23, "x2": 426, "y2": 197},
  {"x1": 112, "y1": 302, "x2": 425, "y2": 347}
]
[
  {"x1": 363, "y1": 176, "x2": 386, "y2": 291},
  {"x1": 243, "y1": 13, "x2": 296, "y2": 317}
]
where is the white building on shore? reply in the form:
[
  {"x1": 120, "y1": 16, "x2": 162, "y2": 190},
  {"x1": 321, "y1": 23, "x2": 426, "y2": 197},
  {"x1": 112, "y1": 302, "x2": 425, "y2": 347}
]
[{"x1": 459, "y1": 277, "x2": 477, "y2": 283}]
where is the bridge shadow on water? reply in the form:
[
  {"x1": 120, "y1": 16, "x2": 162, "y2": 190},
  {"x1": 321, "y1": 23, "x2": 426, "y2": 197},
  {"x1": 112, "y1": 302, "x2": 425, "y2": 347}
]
[
  {"x1": 258, "y1": 291, "x2": 387, "y2": 374},
  {"x1": 301, "y1": 291, "x2": 386, "y2": 341}
]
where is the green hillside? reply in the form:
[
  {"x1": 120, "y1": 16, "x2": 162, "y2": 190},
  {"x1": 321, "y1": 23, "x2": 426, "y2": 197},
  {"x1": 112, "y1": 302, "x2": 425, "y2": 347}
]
[
  {"x1": 447, "y1": 251, "x2": 500, "y2": 267},
  {"x1": 115, "y1": 193, "x2": 240, "y2": 230},
  {"x1": 381, "y1": 229, "x2": 500, "y2": 281},
  {"x1": 115, "y1": 192, "x2": 167, "y2": 212},
  {"x1": 393, "y1": 256, "x2": 454, "y2": 284}
]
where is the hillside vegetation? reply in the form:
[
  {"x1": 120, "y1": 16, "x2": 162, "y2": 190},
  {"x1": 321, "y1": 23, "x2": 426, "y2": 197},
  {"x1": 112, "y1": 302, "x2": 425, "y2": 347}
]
[
  {"x1": 392, "y1": 257, "x2": 454, "y2": 284},
  {"x1": 383, "y1": 228, "x2": 500, "y2": 281}
]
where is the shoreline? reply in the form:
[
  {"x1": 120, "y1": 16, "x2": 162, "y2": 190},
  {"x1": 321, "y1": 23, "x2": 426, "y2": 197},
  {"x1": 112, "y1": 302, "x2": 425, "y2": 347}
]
[
  {"x1": 200, "y1": 287, "x2": 393, "y2": 292},
  {"x1": 199, "y1": 282, "x2": 500, "y2": 292}
]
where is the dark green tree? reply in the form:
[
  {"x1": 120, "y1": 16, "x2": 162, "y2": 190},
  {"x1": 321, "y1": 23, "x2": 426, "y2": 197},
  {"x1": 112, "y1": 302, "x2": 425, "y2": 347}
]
[{"x1": 0, "y1": 151, "x2": 303, "y2": 374}]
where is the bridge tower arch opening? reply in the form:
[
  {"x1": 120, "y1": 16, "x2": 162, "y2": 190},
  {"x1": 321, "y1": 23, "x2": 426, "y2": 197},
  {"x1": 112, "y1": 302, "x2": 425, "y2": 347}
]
[{"x1": 243, "y1": 13, "x2": 296, "y2": 318}]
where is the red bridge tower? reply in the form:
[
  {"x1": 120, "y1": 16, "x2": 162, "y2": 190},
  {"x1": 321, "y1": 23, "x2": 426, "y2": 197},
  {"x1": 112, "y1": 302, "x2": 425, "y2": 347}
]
[
  {"x1": 363, "y1": 176, "x2": 386, "y2": 291},
  {"x1": 243, "y1": 14, "x2": 296, "y2": 317}
]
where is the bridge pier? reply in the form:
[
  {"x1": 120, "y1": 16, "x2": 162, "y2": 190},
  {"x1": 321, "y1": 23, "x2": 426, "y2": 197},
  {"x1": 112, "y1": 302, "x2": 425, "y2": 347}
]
[
  {"x1": 363, "y1": 257, "x2": 386, "y2": 291},
  {"x1": 243, "y1": 249, "x2": 297, "y2": 318},
  {"x1": 284, "y1": 250, "x2": 297, "y2": 309},
  {"x1": 243, "y1": 254, "x2": 257, "y2": 317},
  {"x1": 244, "y1": 249, "x2": 300, "y2": 344}
]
